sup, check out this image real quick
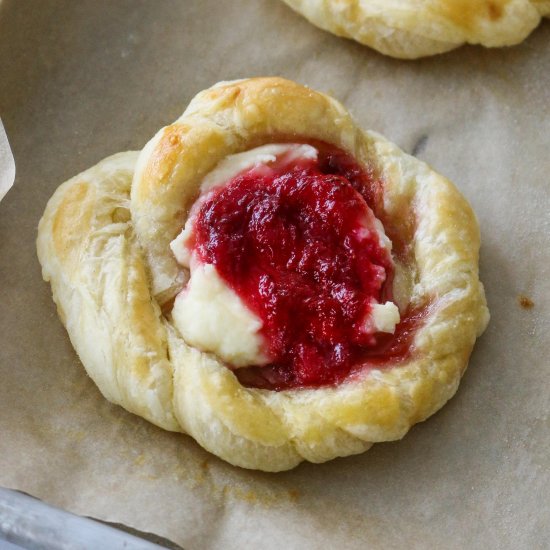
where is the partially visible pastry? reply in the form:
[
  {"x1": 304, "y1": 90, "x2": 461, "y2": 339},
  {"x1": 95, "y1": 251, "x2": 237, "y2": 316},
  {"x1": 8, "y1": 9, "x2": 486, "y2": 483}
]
[
  {"x1": 281, "y1": 0, "x2": 550, "y2": 58},
  {"x1": 38, "y1": 78, "x2": 489, "y2": 471}
]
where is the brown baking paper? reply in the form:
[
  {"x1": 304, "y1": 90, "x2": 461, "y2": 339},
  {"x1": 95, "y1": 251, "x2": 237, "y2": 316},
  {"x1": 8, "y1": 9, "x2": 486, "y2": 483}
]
[{"x1": 1, "y1": 1, "x2": 549, "y2": 548}]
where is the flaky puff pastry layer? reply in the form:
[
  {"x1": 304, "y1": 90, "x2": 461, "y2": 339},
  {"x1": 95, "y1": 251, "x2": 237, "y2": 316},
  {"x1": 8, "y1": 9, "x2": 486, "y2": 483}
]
[
  {"x1": 38, "y1": 78, "x2": 489, "y2": 471},
  {"x1": 282, "y1": 0, "x2": 550, "y2": 58}
]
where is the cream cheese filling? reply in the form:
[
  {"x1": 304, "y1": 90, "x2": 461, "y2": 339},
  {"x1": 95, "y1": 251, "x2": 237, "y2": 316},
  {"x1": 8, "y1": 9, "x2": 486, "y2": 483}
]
[{"x1": 170, "y1": 144, "x2": 400, "y2": 368}]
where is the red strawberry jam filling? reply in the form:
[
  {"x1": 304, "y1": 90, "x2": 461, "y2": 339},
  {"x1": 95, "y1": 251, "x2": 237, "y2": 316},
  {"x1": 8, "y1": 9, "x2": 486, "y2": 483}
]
[{"x1": 180, "y1": 142, "x2": 423, "y2": 391}]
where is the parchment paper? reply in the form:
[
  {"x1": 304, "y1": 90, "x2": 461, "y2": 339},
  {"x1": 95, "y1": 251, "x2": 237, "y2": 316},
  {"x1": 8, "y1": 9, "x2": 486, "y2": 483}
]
[{"x1": 1, "y1": 1, "x2": 549, "y2": 548}]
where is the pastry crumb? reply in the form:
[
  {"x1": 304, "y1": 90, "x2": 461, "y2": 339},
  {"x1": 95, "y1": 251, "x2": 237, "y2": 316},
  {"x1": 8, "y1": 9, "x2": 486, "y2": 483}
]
[
  {"x1": 134, "y1": 454, "x2": 146, "y2": 466},
  {"x1": 288, "y1": 489, "x2": 301, "y2": 501},
  {"x1": 518, "y1": 295, "x2": 534, "y2": 309}
]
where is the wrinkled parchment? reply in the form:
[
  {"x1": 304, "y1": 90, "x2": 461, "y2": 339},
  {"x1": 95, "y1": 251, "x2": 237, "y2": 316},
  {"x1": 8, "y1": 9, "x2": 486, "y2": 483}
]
[{"x1": 0, "y1": 1, "x2": 549, "y2": 548}]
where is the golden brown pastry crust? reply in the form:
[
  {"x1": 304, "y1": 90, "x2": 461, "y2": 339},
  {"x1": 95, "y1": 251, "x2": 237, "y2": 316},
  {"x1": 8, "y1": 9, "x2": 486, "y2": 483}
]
[
  {"x1": 281, "y1": 0, "x2": 550, "y2": 58},
  {"x1": 37, "y1": 78, "x2": 489, "y2": 471},
  {"x1": 37, "y1": 153, "x2": 179, "y2": 432}
]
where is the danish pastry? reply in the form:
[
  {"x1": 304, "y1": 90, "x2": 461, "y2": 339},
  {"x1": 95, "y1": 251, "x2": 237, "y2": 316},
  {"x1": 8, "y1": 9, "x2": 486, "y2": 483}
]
[
  {"x1": 281, "y1": 0, "x2": 550, "y2": 58},
  {"x1": 37, "y1": 78, "x2": 489, "y2": 471}
]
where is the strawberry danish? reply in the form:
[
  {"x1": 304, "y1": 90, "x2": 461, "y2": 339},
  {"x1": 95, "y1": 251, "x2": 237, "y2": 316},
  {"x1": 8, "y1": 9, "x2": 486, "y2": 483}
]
[{"x1": 37, "y1": 78, "x2": 489, "y2": 471}]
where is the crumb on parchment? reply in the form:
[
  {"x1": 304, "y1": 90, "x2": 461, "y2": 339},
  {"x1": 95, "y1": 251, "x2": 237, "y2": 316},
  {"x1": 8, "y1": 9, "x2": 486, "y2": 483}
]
[{"x1": 518, "y1": 295, "x2": 535, "y2": 309}]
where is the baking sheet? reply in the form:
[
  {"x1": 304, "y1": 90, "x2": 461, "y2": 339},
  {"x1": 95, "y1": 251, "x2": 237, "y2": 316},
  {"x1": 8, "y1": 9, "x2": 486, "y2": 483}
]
[
  {"x1": 1, "y1": 1, "x2": 549, "y2": 548},
  {"x1": 0, "y1": 487, "x2": 169, "y2": 549}
]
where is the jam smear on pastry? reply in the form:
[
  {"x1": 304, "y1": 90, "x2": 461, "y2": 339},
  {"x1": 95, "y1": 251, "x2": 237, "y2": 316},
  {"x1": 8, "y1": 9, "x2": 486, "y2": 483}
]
[{"x1": 173, "y1": 142, "x2": 423, "y2": 390}]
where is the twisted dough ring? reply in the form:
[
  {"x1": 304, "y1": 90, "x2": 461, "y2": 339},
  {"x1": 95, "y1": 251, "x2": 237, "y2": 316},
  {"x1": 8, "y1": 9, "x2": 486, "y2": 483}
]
[
  {"x1": 282, "y1": 0, "x2": 550, "y2": 58},
  {"x1": 37, "y1": 78, "x2": 488, "y2": 471}
]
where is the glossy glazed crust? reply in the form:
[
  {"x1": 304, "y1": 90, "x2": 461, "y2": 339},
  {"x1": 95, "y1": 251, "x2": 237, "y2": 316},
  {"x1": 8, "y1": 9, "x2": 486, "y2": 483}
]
[
  {"x1": 281, "y1": 0, "x2": 550, "y2": 58},
  {"x1": 38, "y1": 78, "x2": 489, "y2": 471}
]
